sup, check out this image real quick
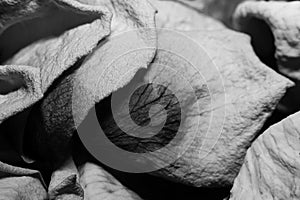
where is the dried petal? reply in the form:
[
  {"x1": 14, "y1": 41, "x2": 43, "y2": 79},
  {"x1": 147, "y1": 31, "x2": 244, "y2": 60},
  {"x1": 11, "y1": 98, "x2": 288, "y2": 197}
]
[
  {"x1": 5, "y1": 1, "x2": 111, "y2": 93},
  {"x1": 0, "y1": 176, "x2": 47, "y2": 200},
  {"x1": 0, "y1": 65, "x2": 42, "y2": 163},
  {"x1": 159, "y1": 0, "x2": 249, "y2": 26},
  {"x1": 234, "y1": 1, "x2": 300, "y2": 81},
  {"x1": 48, "y1": 157, "x2": 83, "y2": 200},
  {"x1": 0, "y1": 0, "x2": 47, "y2": 33},
  {"x1": 0, "y1": 161, "x2": 47, "y2": 199},
  {"x1": 24, "y1": 0, "x2": 157, "y2": 165},
  {"x1": 96, "y1": 28, "x2": 293, "y2": 187},
  {"x1": 229, "y1": 111, "x2": 300, "y2": 200},
  {"x1": 79, "y1": 163, "x2": 142, "y2": 200},
  {"x1": 0, "y1": 65, "x2": 42, "y2": 123},
  {"x1": 0, "y1": 1, "x2": 111, "y2": 163},
  {"x1": 151, "y1": 0, "x2": 225, "y2": 30}
]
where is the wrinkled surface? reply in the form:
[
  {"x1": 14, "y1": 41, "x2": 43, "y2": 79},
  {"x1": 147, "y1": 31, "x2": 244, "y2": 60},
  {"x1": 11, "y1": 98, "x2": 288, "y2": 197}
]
[
  {"x1": 24, "y1": 0, "x2": 157, "y2": 166},
  {"x1": 152, "y1": 0, "x2": 225, "y2": 30},
  {"x1": 5, "y1": 1, "x2": 111, "y2": 93},
  {"x1": 0, "y1": 65, "x2": 42, "y2": 124},
  {"x1": 100, "y1": 28, "x2": 293, "y2": 187},
  {"x1": 48, "y1": 157, "x2": 83, "y2": 200},
  {"x1": 160, "y1": 0, "x2": 250, "y2": 26},
  {"x1": 0, "y1": 0, "x2": 46, "y2": 33},
  {"x1": 230, "y1": 111, "x2": 300, "y2": 200},
  {"x1": 234, "y1": 1, "x2": 300, "y2": 81},
  {"x1": 0, "y1": 0, "x2": 112, "y2": 197},
  {"x1": 79, "y1": 163, "x2": 142, "y2": 200},
  {"x1": 0, "y1": 176, "x2": 47, "y2": 200},
  {"x1": 0, "y1": 0, "x2": 111, "y2": 165},
  {"x1": 0, "y1": 161, "x2": 46, "y2": 199}
]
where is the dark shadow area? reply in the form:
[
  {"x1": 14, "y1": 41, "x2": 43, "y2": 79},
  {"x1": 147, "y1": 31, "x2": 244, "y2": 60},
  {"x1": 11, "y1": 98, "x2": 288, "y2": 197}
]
[
  {"x1": 0, "y1": 73, "x2": 25, "y2": 95},
  {"x1": 73, "y1": 132, "x2": 231, "y2": 200},
  {"x1": 237, "y1": 17, "x2": 277, "y2": 70},
  {"x1": 236, "y1": 17, "x2": 300, "y2": 136},
  {"x1": 0, "y1": 2, "x2": 100, "y2": 63}
]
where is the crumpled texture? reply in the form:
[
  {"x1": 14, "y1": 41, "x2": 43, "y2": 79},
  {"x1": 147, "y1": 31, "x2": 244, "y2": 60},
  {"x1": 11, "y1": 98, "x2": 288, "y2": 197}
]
[
  {"x1": 0, "y1": 0, "x2": 47, "y2": 33},
  {"x1": 151, "y1": 0, "x2": 225, "y2": 30},
  {"x1": 0, "y1": 161, "x2": 47, "y2": 199},
  {"x1": 0, "y1": 0, "x2": 297, "y2": 198},
  {"x1": 234, "y1": 1, "x2": 300, "y2": 81},
  {"x1": 0, "y1": 65, "x2": 42, "y2": 124},
  {"x1": 229, "y1": 111, "x2": 300, "y2": 200},
  {"x1": 0, "y1": 0, "x2": 112, "y2": 197},
  {"x1": 158, "y1": 0, "x2": 252, "y2": 26},
  {"x1": 23, "y1": 0, "x2": 157, "y2": 166},
  {"x1": 79, "y1": 163, "x2": 142, "y2": 200},
  {"x1": 0, "y1": 176, "x2": 47, "y2": 200},
  {"x1": 100, "y1": 27, "x2": 294, "y2": 187},
  {"x1": 48, "y1": 157, "x2": 83, "y2": 200}
]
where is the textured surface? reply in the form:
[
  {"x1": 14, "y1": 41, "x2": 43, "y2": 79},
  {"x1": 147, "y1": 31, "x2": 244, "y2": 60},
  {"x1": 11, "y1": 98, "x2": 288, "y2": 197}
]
[
  {"x1": 0, "y1": 176, "x2": 47, "y2": 200},
  {"x1": 0, "y1": 0, "x2": 46, "y2": 33},
  {"x1": 0, "y1": 0, "x2": 111, "y2": 161},
  {"x1": 159, "y1": 0, "x2": 250, "y2": 26},
  {"x1": 0, "y1": 0, "x2": 112, "y2": 198},
  {"x1": 0, "y1": 161, "x2": 46, "y2": 200},
  {"x1": 234, "y1": 1, "x2": 300, "y2": 81},
  {"x1": 0, "y1": 65, "x2": 42, "y2": 124},
  {"x1": 230, "y1": 111, "x2": 300, "y2": 200},
  {"x1": 100, "y1": 28, "x2": 294, "y2": 187},
  {"x1": 152, "y1": 0, "x2": 225, "y2": 30},
  {"x1": 24, "y1": 0, "x2": 157, "y2": 166},
  {"x1": 48, "y1": 157, "x2": 83, "y2": 200},
  {"x1": 79, "y1": 163, "x2": 142, "y2": 200}
]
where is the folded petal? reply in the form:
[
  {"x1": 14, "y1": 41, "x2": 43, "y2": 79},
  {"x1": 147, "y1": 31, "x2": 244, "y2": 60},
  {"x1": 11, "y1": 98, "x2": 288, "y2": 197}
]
[
  {"x1": 230, "y1": 111, "x2": 300, "y2": 200},
  {"x1": 79, "y1": 163, "x2": 142, "y2": 200}
]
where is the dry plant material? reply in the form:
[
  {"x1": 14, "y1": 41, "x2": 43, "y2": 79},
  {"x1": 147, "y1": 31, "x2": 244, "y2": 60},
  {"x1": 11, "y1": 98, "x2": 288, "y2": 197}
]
[
  {"x1": 230, "y1": 111, "x2": 300, "y2": 200},
  {"x1": 151, "y1": 0, "x2": 225, "y2": 30},
  {"x1": 79, "y1": 162, "x2": 142, "y2": 200},
  {"x1": 100, "y1": 27, "x2": 293, "y2": 187},
  {"x1": 48, "y1": 157, "x2": 83, "y2": 200},
  {"x1": 159, "y1": 0, "x2": 249, "y2": 26},
  {"x1": 0, "y1": 65, "x2": 42, "y2": 124},
  {"x1": 234, "y1": 1, "x2": 300, "y2": 81},
  {"x1": 0, "y1": 0, "x2": 111, "y2": 163},
  {"x1": 24, "y1": 0, "x2": 157, "y2": 165},
  {"x1": 0, "y1": 176, "x2": 47, "y2": 200},
  {"x1": 0, "y1": 161, "x2": 47, "y2": 199},
  {"x1": 0, "y1": 0, "x2": 112, "y2": 197}
]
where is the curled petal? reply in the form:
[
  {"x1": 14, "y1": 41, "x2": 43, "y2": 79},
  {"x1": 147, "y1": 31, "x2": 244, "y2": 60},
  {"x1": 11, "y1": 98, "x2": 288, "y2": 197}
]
[
  {"x1": 79, "y1": 163, "x2": 142, "y2": 200},
  {"x1": 151, "y1": 0, "x2": 225, "y2": 30},
  {"x1": 94, "y1": 28, "x2": 294, "y2": 187},
  {"x1": 230, "y1": 111, "x2": 300, "y2": 200},
  {"x1": 48, "y1": 157, "x2": 83, "y2": 200},
  {"x1": 25, "y1": 0, "x2": 157, "y2": 165},
  {"x1": 234, "y1": 1, "x2": 300, "y2": 81}
]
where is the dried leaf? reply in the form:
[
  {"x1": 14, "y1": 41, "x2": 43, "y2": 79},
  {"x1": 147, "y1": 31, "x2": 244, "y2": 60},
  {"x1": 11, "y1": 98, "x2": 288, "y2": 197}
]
[
  {"x1": 48, "y1": 157, "x2": 83, "y2": 200},
  {"x1": 234, "y1": 1, "x2": 300, "y2": 81},
  {"x1": 229, "y1": 111, "x2": 300, "y2": 200},
  {"x1": 79, "y1": 163, "x2": 142, "y2": 200},
  {"x1": 97, "y1": 28, "x2": 294, "y2": 187},
  {"x1": 24, "y1": 0, "x2": 157, "y2": 165}
]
